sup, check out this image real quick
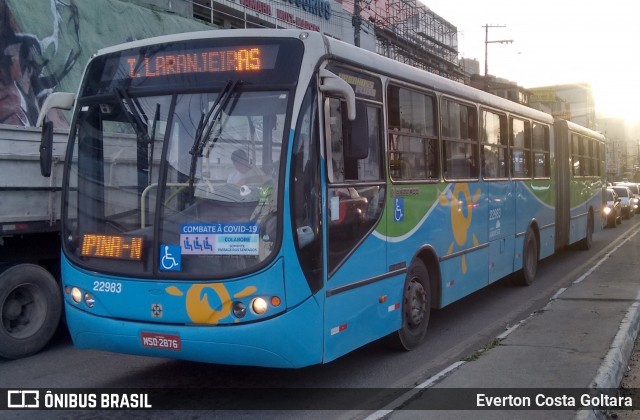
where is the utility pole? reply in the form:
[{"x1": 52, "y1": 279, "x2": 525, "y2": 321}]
[
  {"x1": 483, "y1": 24, "x2": 513, "y2": 76},
  {"x1": 353, "y1": 0, "x2": 362, "y2": 47}
]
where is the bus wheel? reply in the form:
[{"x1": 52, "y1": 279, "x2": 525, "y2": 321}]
[
  {"x1": 577, "y1": 212, "x2": 593, "y2": 250},
  {"x1": 515, "y1": 229, "x2": 538, "y2": 286},
  {"x1": 0, "y1": 264, "x2": 62, "y2": 359},
  {"x1": 389, "y1": 259, "x2": 431, "y2": 351}
]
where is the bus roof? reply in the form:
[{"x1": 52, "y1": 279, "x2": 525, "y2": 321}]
[
  {"x1": 321, "y1": 34, "x2": 553, "y2": 123},
  {"x1": 560, "y1": 119, "x2": 606, "y2": 141},
  {"x1": 95, "y1": 29, "x2": 312, "y2": 56},
  {"x1": 96, "y1": 29, "x2": 555, "y2": 124}
]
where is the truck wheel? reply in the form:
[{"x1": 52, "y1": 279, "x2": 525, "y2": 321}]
[
  {"x1": 0, "y1": 264, "x2": 62, "y2": 359},
  {"x1": 387, "y1": 259, "x2": 431, "y2": 350}
]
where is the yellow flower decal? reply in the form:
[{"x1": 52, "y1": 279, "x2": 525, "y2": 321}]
[
  {"x1": 186, "y1": 284, "x2": 232, "y2": 324},
  {"x1": 439, "y1": 183, "x2": 481, "y2": 274},
  {"x1": 165, "y1": 284, "x2": 257, "y2": 325}
]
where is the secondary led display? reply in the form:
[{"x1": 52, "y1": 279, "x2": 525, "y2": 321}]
[{"x1": 81, "y1": 234, "x2": 143, "y2": 261}]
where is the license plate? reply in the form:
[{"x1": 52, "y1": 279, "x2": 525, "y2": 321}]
[{"x1": 140, "y1": 332, "x2": 182, "y2": 351}]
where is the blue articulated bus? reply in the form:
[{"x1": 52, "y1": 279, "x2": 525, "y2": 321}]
[{"x1": 37, "y1": 29, "x2": 605, "y2": 367}]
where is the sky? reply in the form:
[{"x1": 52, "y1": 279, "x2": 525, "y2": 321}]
[{"x1": 420, "y1": 0, "x2": 640, "y2": 124}]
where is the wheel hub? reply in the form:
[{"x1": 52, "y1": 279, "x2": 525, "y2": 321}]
[
  {"x1": 2, "y1": 285, "x2": 43, "y2": 338},
  {"x1": 407, "y1": 280, "x2": 426, "y2": 327},
  {"x1": 2, "y1": 299, "x2": 22, "y2": 320}
]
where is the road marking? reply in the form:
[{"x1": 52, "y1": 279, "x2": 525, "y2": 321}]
[
  {"x1": 574, "y1": 227, "x2": 639, "y2": 284},
  {"x1": 364, "y1": 361, "x2": 466, "y2": 420},
  {"x1": 365, "y1": 224, "x2": 640, "y2": 420}
]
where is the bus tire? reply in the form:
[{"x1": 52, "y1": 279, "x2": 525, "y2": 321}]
[
  {"x1": 577, "y1": 212, "x2": 593, "y2": 250},
  {"x1": 515, "y1": 228, "x2": 538, "y2": 287},
  {"x1": 388, "y1": 259, "x2": 431, "y2": 351},
  {"x1": 0, "y1": 264, "x2": 62, "y2": 359}
]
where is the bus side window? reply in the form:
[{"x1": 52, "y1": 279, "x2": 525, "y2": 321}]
[
  {"x1": 442, "y1": 99, "x2": 478, "y2": 180},
  {"x1": 328, "y1": 98, "x2": 382, "y2": 182},
  {"x1": 532, "y1": 123, "x2": 550, "y2": 178},
  {"x1": 387, "y1": 85, "x2": 438, "y2": 181},
  {"x1": 328, "y1": 98, "x2": 345, "y2": 182},
  {"x1": 481, "y1": 110, "x2": 508, "y2": 179},
  {"x1": 571, "y1": 134, "x2": 582, "y2": 176},
  {"x1": 511, "y1": 117, "x2": 531, "y2": 178}
]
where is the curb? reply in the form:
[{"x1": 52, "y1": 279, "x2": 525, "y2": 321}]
[{"x1": 577, "y1": 227, "x2": 640, "y2": 420}]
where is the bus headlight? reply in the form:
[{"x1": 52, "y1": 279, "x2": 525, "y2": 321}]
[
  {"x1": 71, "y1": 287, "x2": 82, "y2": 303},
  {"x1": 251, "y1": 297, "x2": 268, "y2": 315}
]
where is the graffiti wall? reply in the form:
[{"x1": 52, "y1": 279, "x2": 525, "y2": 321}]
[{"x1": 0, "y1": 0, "x2": 213, "y2": 128}]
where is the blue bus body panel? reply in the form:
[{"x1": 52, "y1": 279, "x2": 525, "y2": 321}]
[
  {"x1": 487, "y1": 180, "x2": 516, "y2": 283},
  {"x1": 62, "y1": 255, "x2": 324, "y2": 367},
  {"x1": 378, "y1": 180, "x2": 558, "y2": 309},
  {"x1": 323, "y1": 232, "x2": 401, "y2": 363},
  {"x1": 383, "y1": 183, "x2": 490, "y2": 307},
  {"x1": 66, "y1": 297, "x2": 323, "y2": 367},
  {"x1": 569, "y1": 185, "x2": 604, "y2": 245},
  {"x1": 515, "y1": 180, "x2": 556, "y2": 260},
  {"x1": 63, "y1": 256, "x2": 289, "y2": 325},
  {"x1": 323, "y1": 273, "x2": 404, "y2": 363}
]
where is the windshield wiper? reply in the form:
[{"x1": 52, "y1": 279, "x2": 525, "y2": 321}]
[
  {"x1": 147, "y1": 103, "x2": 160, "y2": 182},
  {"x1": 187, "y1": 80, "x2": 242, "y2": 190},
  {"x1": 114, "y1": 87, "x2": 150, "y2": 144}
]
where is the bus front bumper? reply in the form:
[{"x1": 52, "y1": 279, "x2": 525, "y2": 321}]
[{"x1": 65, "y1": 296, "x2": 324, "y2": 368}]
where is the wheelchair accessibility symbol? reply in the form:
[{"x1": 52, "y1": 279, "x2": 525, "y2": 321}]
[
  {"x1": 160, "y1": 244, "x2": 182, "y2": 271},
  {"x1": 394, "y1": 197, "x2": 404, "y2": 222}
]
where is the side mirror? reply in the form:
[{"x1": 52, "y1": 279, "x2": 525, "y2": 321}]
[
  {"x1": 319, "y1": 68, "x2": 356, "y2": 121},
  {"x1": 36, "y1": 92, "x2": 75, "y2": 178},
  {"x1": 40, "y1": 120, "x2": 54, "y2": 177},
  {"x1": 36, "y1": 92, "x2": 75, "y2": 127}
]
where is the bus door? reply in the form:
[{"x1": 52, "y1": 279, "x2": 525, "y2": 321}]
[
  {"x1": 487, "y1": 181, "x2": 515, "y2": 283},
  {"x1": 481, "y1": 110, "x2": 515, "y2": 283},
  {"x1": 321, "y1": 88, "x2": 388, "y2": 362}
]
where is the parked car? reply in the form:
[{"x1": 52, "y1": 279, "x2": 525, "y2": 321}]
[
  {"x1": 612, "y1": 186, "x2": 634, "y2": 219},
  {"x1": 614, "y1": 182, "x2": 640, "y2": 214},
  {"x1": 604, "y1": 188, "x2": 622, "y2": 227}
]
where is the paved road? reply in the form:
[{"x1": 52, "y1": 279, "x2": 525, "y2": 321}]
[{"x1": 1, "y1": 216, "x2": 638, "y2": 419}]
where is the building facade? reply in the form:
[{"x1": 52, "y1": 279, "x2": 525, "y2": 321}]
[
  {"x1": 599, "y1": 118, "x2": 626, "y2": 181},
  {"x1": 137, "y1": 0, "x2": 464, "y2": 81},
  {"x1": 469, "y1": 75, "x2": 530, "y2": 106},
  {"x1": 529, "y1": 84, "x2": 596, "y2": 130}
]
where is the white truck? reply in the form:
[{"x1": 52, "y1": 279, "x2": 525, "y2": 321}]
[{"x1": 0, "y1": 123, "x2": 67, "y2": 359}]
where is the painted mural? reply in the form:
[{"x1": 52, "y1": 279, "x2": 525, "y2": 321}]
[
  {"x1": 0, "y1": 0, "x2": 74, "y2": 126},
  {"x1": 1, "y1": 0, "x2": 213, "y2": 128}
]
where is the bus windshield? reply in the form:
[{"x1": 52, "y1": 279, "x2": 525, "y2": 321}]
[{"x1": 62, "y1": 38, "x2": 302, "y2": 278}]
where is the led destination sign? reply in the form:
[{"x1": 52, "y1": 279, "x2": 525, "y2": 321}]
[
  {"x1": 81, "y1": 234, "x2": 143, "y2": 261},
  {"x1": 116, "y1": 45, "x2": 280, "y2": 80},
  {"x1": 85, "y1": 40, "x2": 301, "y2": 96}
]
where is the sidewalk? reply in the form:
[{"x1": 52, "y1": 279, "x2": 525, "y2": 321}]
[{"x1": 371, "y1": 223, "x2": 640, "y2": 420}]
